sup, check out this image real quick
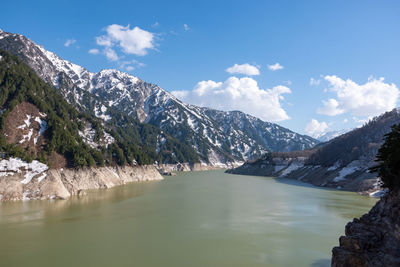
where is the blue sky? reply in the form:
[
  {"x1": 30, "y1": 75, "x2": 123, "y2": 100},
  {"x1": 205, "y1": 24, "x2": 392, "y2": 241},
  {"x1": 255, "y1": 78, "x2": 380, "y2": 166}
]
[{"x1": 1, "y1": 0, "x2": 400, "y2": 137}]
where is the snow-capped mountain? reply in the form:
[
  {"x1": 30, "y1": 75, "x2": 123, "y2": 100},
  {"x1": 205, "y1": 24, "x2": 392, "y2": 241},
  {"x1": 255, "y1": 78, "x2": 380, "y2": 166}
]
[
  {"x1": 316, "y1": 129, "x2": 351, "y2": 142},
  {"x1": 0, "y1": 30, "x2": 319, "y2": 164}
]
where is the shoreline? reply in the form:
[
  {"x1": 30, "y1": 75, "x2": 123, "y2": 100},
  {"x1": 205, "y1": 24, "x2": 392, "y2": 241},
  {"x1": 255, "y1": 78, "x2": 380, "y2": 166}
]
[{"x1": 0, "y1": 165, "x2": 163, "y2": 201}]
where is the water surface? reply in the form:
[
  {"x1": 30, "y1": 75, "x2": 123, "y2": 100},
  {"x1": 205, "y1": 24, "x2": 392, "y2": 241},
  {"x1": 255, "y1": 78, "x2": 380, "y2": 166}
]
[{"x1": 0, "y1": 170, "x2": 376, "y2": 267}]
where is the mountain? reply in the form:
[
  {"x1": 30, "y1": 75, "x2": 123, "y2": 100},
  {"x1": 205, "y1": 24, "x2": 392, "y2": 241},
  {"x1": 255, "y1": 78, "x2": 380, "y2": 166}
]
[
  {"x1": 0, "y1": 50, "x2": 199, "y2": 168},
  {"x1": 0, "y1": 30, "x2": 319, "y2": 165},
  {"x1": 228, "y1": 109, "x2": 400, "y2": 193},
  {"x1": 0, "y1": 51, "x2": 168, "y2": 200},
  {"x1": 316, "y1": 129, "x2": 350, "y2": 142}
]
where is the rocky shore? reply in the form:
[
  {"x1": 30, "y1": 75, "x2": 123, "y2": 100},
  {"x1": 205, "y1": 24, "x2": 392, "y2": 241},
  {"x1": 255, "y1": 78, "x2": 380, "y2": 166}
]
[
  {"x1": 331, "y1": 189, "x2": 400, "y2": 266},
  {"x1": 226, "y1": 156, "x2": 380, "y2": 193},
  {"x1": 0, "y1": 165, "x2": 163, "y2": 201}
]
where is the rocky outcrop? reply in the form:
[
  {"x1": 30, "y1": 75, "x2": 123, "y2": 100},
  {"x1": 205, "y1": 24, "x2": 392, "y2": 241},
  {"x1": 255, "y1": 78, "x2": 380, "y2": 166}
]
[
  {"x1": 331, "y1": 189, "x2": 400, "y2": 266},
  {"x1": 0, "y1": 165, "x2": 163, "y2": 201}
]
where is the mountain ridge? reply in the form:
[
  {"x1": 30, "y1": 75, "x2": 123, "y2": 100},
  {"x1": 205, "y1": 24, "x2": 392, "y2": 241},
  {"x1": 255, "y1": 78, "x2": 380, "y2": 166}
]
[
  {"x1": 227, "y1": 108, "x2": 400, "y2": 193},
  {"x1": 0, "y1": 30, "x2": 319, "y2": 165}
]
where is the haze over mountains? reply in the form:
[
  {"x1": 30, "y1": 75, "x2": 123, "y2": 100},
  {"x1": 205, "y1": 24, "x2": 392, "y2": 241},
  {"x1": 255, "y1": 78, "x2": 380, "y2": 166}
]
[{"x1": 0, "y1": 30, "x2": 318, "y2": 166}]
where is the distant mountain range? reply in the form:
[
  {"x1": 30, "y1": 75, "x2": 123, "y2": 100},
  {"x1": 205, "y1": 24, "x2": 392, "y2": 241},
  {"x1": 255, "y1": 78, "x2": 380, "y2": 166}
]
[{"x1": 0, "y1": 30, "x2": 318, "y2": 166}]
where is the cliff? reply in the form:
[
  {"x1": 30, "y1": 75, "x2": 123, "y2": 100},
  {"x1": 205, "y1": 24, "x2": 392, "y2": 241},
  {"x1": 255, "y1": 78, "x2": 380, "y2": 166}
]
[
  {"x1": 331, "y1": 189, "x2": 400, "y2": 266},
  {"x1": 0, "y1": 164, "x2": 163, "y2": 201}
]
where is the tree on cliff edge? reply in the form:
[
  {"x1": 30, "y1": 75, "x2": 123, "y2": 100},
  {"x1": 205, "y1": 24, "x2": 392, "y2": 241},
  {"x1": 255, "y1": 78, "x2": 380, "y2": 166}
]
[{"x1": 371, "y1": 123, "x2": 400, "y2": 190}]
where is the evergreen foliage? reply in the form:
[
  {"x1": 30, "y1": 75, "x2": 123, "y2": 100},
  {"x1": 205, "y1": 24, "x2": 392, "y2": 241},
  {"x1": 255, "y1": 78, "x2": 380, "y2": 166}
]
[
  {"x1": 371, "y1": 124, "x2": 400, "y2": 190},
  {"x1": 0, "y1": 50, "x2": 200, "y2": 167}
]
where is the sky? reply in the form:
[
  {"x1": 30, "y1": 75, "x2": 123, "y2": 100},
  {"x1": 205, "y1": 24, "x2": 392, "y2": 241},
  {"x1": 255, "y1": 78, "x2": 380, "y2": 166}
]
[{"x1": 1, "y1": 0, "x2": 400, "y2": 138}]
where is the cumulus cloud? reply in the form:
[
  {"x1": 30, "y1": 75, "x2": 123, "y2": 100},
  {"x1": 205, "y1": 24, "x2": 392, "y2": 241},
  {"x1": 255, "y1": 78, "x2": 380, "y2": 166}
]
[
  {"x1": 64, "y1": 39, "x2": 76, "y2": 47},
  {"x1": 226, "y1": 63, "x2": 260, "y2": 76},
  {"x1": 104, "y1": 47, "x2": 119, "y2": 61},
  {"x1": 88, "y1": 48, "x2": 100, "y2": 55},
  {"x1": 171, "y1": 76, "x2": 291, "y2": 122},
  {"x1": 304, "y1": 119, "x2": 329, "y2": 138},
  {"x1": 318, "y1": 75, "x2": 399, "y2": 117},
  {"x1": 183, "y1": 24, "x2": 190, "y2": 31},
  {"x1": 317, "y1": 98, "x2": 344, "y2": 116},
  {"x1": 268, "y1": 62, "x2": 284, "y2": 71},
  {"x1": 96, "y1": 24, "x2": 155, "y2": 56}
]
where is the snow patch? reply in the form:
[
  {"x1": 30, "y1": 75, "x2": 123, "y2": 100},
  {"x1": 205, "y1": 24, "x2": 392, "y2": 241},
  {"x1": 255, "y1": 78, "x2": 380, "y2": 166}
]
[
  {"x1": 19, "y1": 129, "x2": 33, "y2": 144},
  {"x1": 24, "y1": 115, "x2": 32, "y2": 127},
  {"x1": 37, "y1": 173, "x2": 47, "y2": 183},
  {"x1": 274, "y1": 165, "x2": 286, "y2": 173},
  {"x1": 327, "y1": 161, "x2": 341, "y2": 171},
  {"x1": 332, "y1": 160, "x2": 362, "y2": 182},
  {"x1": 0, "y1": 158, "x2": 49, "y2": 184},
  {"x1": 79, "y1": 126, "x2": 97, "y2": 148},
  {"x1": 280, "y1": 162, "x2": 304, "y2": 177},
  {"x1": 103, "y1": 131, "x2": 115, "y2": 147}
]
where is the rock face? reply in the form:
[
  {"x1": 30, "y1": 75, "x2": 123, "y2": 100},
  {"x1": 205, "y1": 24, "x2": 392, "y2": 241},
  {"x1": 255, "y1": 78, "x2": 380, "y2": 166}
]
[
  {"x1": 332, "y1": 189, "x2": 400, "y2": 266},
  {"x1": 0, "y1": 165, "x2": 163, "y2": 201}
]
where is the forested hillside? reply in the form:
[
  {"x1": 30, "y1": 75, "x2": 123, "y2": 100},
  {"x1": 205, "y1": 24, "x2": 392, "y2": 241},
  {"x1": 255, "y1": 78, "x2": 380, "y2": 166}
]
[{"x1": 0, "y1": 50, "x2": 199, "y2": 167}]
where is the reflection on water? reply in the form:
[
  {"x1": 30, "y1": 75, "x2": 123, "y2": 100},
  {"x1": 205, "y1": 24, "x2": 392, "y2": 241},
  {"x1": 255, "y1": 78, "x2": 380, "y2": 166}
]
[
  {"x1": 0, "y1": 171, "x2": 376, "y2": 267},
  {"x1": 0, "y1": 180, "x2": 158, "y2": 226}
]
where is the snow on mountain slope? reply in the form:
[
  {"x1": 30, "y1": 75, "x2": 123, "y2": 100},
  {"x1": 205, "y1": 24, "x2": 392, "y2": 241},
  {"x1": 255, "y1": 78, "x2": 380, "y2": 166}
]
[
  {"x1": 317, "y1": 129, "x2": 351, "y2": 142},
  {"x1": 0, "y1": 30, "x2": 319, "y2": 164}
]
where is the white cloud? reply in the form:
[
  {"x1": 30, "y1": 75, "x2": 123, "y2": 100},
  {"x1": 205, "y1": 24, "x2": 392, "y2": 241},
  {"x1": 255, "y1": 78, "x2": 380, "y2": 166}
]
[
  {"x1": 183, "y1": 24, "x2": 190, "y2": 31},
  {"x1": 317, "y1": 98, "x2": 344, "y2": 116},
  {"x1": 88, "y1": 48, "x2": 100, "y2": 55},
  {"x1": 310, "y1": 77, "x2": 321, "y2": 86},
  {"x1": 305, "y1": 119, "x2": 329, "y2": 138},
  {"x1": 96, "y1": 35, "x2": 113, "y2": 47},
  {"x1": 104, "y1": 47, "x2": 119, "y2": 61},
  {"x1": 226, "y1": 63, "x2": 260, "y2": 76},
  {"x1": 152, "y1": 22, "x2": 159, "y2": 28},
  {"x1": 96, "y1": 24, "x2": 155, "y2": 56},
  {"x1": 119, "y1": 59, "x2": 145, "y2": 71},
  {"x1": 268, "y1": 62, "x2": 284, "y2": 71},
  {"x1": 171, "y1": 76, "x2": 291, "y2": 122},
  {"x1": 318, "y1": 75, "x2": 399, "y2": 117},
  {"x1": 64, "y1": 39, "x2": 76, "y2": 47}
]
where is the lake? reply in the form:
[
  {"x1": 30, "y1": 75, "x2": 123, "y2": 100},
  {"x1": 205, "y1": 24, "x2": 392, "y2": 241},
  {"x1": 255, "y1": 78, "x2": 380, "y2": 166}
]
[{"x1": 0, "y1": 170, "x2": 377, "y2": 267}]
